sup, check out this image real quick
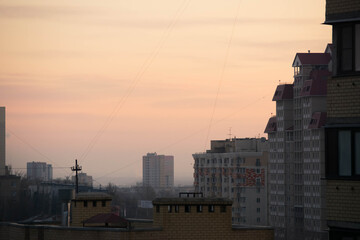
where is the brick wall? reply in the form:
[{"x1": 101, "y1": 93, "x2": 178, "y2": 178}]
[
  {"x1": 326, "y1": 0, "x2": 360, "y2": 16},
  {"x1": 0, "y1": 223, "x2": 273, "y2": 240},
  {"x1": 71, "y1": 200, "x2": 111, "y2": 227},
  {"x1": 326, "y1": 180, "x2": 360, "y2": 223},
  {"x1": 327, "y1": 76, "x2": 360, "y2": 118}
]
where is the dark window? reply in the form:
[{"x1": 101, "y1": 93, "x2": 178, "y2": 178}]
[
  {"x1": 156, "y1": 205, "x2": 160, "y2": 213},
  {"x1": 168, "y1": 205, "x2": 172, "y2": 213},
  {"x1": 93, "y1": 201, "x2": 97, "y2": 207},
  {"x1": 185, "y1": 205, "x2": 191, "y2": 213},
  {"x1": 336, "y1": 23, "x2": 360, "y2": 74},
  {"x1": 208, "y1": 205, "x2": 214, "y2": 213},
  {"x1": 102, "y1": 200, "x2": 106, "y2": 207},
  {"x1": 84, "y1": 201, "x2": 88, "y2": 207},
  {"x1": 175, "y1": 205, "x2": 179, "y2": 213},
  {"x1": 197, "y1": 205, "x2": 202, "y2": 213},
  {"x1": 256, "y1": 198, "x2": 260, "y2": 203},
  {"x1": 325, "y1": 127, "x2": 360, "y2": 179}
]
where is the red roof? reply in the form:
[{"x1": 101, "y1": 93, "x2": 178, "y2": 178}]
[
  {"x1": 292, "y1": 53, "x2": 331, "y2": 66},
  {"x1": 264, "y1": 116, "x2": 277, "y2": 133},
  {"x1": 300, "y1": 70, "x2": 331, "y2": 96},
  {"x1": 308, "y1": 112, "x2": 327, "y2": 129},
  {"x1": 83, "y1": 213, "x2": 128, "y2": 224},
  {"x1": 272, "y1": 84, "x2": 293, "y2": 101}
]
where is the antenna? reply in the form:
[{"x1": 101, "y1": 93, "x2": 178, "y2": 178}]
[
  {"x1": 71, "y1": 159, "x2": 82, "y2": 193},
  {"x1": 228, "y1": 127, "x2": 232, "y2": 139}
]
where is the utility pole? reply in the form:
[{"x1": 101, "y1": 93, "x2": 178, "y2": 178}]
[{"x1": 71, "y1": 159, "x2": 82, "y2": 193}]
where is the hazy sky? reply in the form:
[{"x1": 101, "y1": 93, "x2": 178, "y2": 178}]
[{"x1": 1, "y1": 0, "x2": 331, "y2": 186}]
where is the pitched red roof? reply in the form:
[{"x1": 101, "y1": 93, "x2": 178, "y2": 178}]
[
  {"x1": 272, "y1": 84, "x2": 293, "y2": 101},
  {"x1": 292, "y1": 53, "x2": 331, "y2": 66},
  {"x1": 82, "y1": 213, "x2": 128, "y2": 224},
  {"x1": 300, "y1": 70, "x2": 331, "y2": 96},
  {"x1": 264, "y1": 116, "x2": 277, "y2": 133},
  {"x1": 308, "y1": 112, "x2": 327, "y2": 129}
]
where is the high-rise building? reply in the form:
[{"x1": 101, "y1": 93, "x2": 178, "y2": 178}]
[
  {"x1": 193, "y1": 137, "x2": 269, "y2": 226},
  {"x1": 0, "y1": 107, "x2": 5, "y2": 176},
  {"x1": 324, "y1": 1, "x2": 360, "y2": 239},
  {"x1": 143, "y1": 153, "x2": 174, "y2": 190},
  {"x1": 264, "y1": 46, "x2": 332, "y2": 240},
  {"x1": 27, "y1": 162, "x2": 53, "y2": 182},
  {"x1": 72, "y1": 172, "x2": 93, "y2": 187}
]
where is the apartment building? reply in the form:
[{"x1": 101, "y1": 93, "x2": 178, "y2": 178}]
[
  {"x1": 324, "y1": 1, "x2": 360, "y2": 239},
  {"x1": 264, "y1": 46, "x2": 332, "y2": 240},
  {"x1": 193, "y1": 137, "x2": 269, "y2": 226},
  {"x1": 143, "y1": 153, "x2": 174, "y2": 190},
  {"x1": 71, "y1": 172, "x2": 93, "y2": 187},
  {"x1": 27, "y1": 161, "x2": 53, "y2": 182}
]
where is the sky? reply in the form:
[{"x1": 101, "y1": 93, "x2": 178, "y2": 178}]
[{"x1": 0, "y1": 0, "x2": 331, "y2": 186}]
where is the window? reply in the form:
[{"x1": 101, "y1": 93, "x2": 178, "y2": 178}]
[
  {"x1": 325, "y1": 128, "x2": 360, "y2": 179},
  {"x1": 257, "y1": 217, "x2": 261, "y2": 223},
  {"x1": 175, "y1": 205, "x2": 179, "y2": 213},
  {"x1": 257, "y1": 208, "x2": 260, "y2": 213},
  {"x1": 336, "y1": 23, "x2": 360, "y2": 74},
  {"x1": 168, "y1": 205, "x2": 172, "y2": 213},
  {"x1": 93, "y1": 201, "x2": 97, "y2": 207},
  {"x1": 208, "y1": 205, "x2": 215, "y2": 212},
  {"x1": 84, "y1": 201, "x2": 88, "y2": 207},
  {"x1": 339, "y1": 131, "x2": 352, "y2": 176},
  {"x1": 102, "y1": 200, "x2": 106, "y2": 207},
  {"x1": 197, "y1": 205, "x2": 202, "y2": 213},
  {"x1": 185, "y1": 205, "x2": 191, "y2": 213},
  {"x1": 156, "y1": 205, "x2": 160, "y2": 213},
  {"x1": 256, "y1": 198, "x2": 261, "y2": 203}
]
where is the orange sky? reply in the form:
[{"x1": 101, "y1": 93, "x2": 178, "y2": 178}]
[{"x1": 0, "y1": 0, "x2": 331, "y2": 185}]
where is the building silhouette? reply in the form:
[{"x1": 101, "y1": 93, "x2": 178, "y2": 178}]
[
  {"x1": 0, "y1": 107, "x2": 5, "y2": 176},
  {"x1": 265, "y1": 46, "x2": 332, "y2": 240},
  {"x1": 143, "y1": 153, "x2": 174, "y2": 190},
  {"x1": 27, "y1": 161, "x2": 53, "y2": 182}
]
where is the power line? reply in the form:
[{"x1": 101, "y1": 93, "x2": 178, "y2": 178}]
[
  {"x1": 7, "y1": 129, "x2": 70, "y2": 176},
  {"x1": 79, "y1": 0, "x2": 192, "y2": 164},
  {"x1": 92, "y1": 95, "x2": 268, "y2": 181},
  {"x1": 203, "y1": 0, "x2": 242, "y2": 151}
]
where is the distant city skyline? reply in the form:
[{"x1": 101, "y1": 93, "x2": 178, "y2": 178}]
[{"x1": 0, "y1": 0, "x2": 331, "y2": 186}]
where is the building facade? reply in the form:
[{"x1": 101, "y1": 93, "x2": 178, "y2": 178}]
[
  {"x1": 264, "y1": 46, "x2": 332, "y2": 240},
  {"x1": 0, "y1": 107, "x2": 5, "y2": 176},
  {"x1": 193, "y1": 138, "x2": 269, "y2": 226},
  {"x1": 27, "y1": 161, "x2": 53, "y2": 182},
  {"x1": 72, "y1": 172, "x2": 93, "y2": 187},
  {"x1": 143, "y1": 153, "x2": 174, "y2": 190},
  {"x1": 324, "y1": 1, "x2": 360, "y2": 239}
]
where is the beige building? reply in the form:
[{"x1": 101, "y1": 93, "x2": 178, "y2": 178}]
[
  {"x1": 143, "y1": 153, "x2": 174, "y2": 190},
  {"x1": 193, "y1": 138, "x2": 269, "y2": 226},
  {"x1": 324, "y1": 0, "x2": 360, "y2": 239},
  {"x1": 71, "y1": 192, "x2": 112, "y2": 227}
]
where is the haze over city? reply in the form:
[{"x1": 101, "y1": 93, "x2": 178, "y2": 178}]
[{"x1": 0, "y1": 0, "x2": 331, "y2": 186}]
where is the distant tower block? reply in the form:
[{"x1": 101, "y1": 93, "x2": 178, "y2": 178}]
[{"x1": 0, "y1": 107, "x2": 5, "y2": 176}]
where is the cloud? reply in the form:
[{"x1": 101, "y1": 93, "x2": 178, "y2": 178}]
[{"x1": 0, "y1": 4, "x2": 96, "y2": 19}]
